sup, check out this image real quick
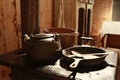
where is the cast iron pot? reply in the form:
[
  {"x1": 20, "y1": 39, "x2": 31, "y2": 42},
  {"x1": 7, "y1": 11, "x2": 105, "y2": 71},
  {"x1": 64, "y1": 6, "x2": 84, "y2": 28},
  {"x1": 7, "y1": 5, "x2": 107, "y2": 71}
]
[
  {"x1": 24, "y1": 33, "x2": 61, "y2": 61},
  {"x1": 62, "y1": 46, "x2": 108, "y2": 69}
]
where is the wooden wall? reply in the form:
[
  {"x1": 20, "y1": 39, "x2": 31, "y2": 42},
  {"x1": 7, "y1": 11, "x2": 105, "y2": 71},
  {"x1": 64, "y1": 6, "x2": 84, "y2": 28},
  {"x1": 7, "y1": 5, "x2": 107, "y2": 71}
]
[
  {"x1": 40, "y1": 0, "x2": 53, "y2": 32},
  {"x1": 54, "y1": 0, "x2": 76, "y2": 29},
  {"x1": 0, "y1": 0, "x2": 21, "y2": 54},
  {"x1": 0, "y1": 0, "x2": 21, "y2": 80},
  {"x1": 91, "y1": 0, "x2": 112, "y2": 46}
]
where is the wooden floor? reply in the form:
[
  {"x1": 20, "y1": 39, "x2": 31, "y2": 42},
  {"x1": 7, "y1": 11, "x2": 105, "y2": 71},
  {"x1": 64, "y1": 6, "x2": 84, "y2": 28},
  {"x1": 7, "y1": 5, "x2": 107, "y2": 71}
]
[{"x1": 116, "y1": 53, "x2": 120, "y2": 80}]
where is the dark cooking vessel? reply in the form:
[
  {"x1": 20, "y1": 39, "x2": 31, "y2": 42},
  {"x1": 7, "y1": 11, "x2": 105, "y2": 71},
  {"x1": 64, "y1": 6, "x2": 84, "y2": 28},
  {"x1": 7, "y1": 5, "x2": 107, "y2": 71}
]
[
  {"x1": 24, "y1": 33, "x2": 61, "y2": 61},
  {"x1": 62, "y1": 46, "x2": 108, "y2": 68}
]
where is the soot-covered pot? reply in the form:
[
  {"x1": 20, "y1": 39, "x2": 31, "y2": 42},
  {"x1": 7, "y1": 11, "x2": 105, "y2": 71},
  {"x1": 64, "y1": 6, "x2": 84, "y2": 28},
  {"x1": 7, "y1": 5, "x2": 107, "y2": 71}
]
[{"x1": 24, "y1": 33, "x2": 61, "y2": 61}]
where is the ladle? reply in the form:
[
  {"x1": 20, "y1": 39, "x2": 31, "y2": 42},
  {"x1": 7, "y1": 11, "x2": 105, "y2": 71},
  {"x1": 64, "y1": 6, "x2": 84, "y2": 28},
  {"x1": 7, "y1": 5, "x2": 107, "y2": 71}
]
[{"x1": 71, "y1": 50, "x2": 108, "y2": 57}]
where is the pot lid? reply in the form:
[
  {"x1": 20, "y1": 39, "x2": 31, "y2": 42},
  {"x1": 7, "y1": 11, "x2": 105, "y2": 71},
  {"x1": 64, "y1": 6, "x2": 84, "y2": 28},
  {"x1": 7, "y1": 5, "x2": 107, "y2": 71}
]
[{"x1": 30, "y1": 33, "x2": 55, "y2": 39}]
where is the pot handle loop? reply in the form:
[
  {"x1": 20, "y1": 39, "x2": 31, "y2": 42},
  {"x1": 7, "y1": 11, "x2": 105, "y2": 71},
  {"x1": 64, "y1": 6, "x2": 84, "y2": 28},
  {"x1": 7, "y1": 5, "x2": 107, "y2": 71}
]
[
  {"x1": 24, "y1": 34, "x2": 30, "y2": 41},
  {"x1": 53, "y1": 33, "x2": 59, "y2": 41},
  {"x1": 69, "y1": 59, "x2": 82, "y2": 68},
  {"x1": 44, "y1": 30, "x2": 49, "y2": 33},
  {"x1": 44, "y1": 30, "x2": 59, "y2": 41}
]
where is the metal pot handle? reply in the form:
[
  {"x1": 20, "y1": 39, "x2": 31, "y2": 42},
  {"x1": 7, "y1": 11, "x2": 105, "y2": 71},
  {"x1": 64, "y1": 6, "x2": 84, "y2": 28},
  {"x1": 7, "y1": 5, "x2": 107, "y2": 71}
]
[
  {"x1": 69, "y1": 59, "x2": 82, "y2": 68},
  {"x1": 44, "y1": 30, "x2": 49, "y2": 33},
  {"x1": 24, "y1": 34, "x2": 30, "y2": 41},
  {"x1": 44, "y1": 30, "x2": 59, "y2": 41},
  {"x1": 53, "y1": 33, "x2": 60, "y2": 41}
]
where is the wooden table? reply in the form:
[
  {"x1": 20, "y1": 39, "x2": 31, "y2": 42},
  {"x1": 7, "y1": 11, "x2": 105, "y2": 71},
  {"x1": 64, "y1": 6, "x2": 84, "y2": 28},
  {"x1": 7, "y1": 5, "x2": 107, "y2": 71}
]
[{"x1": 0, "y1": 49, "x2": 118, "y2": 80}]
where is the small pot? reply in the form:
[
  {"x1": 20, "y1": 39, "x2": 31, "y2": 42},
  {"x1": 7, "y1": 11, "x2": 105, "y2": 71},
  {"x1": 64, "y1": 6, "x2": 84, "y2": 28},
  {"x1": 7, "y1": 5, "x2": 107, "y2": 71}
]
[{"x1": 24, "y1": 33, "x2": 61, "y2": 61}]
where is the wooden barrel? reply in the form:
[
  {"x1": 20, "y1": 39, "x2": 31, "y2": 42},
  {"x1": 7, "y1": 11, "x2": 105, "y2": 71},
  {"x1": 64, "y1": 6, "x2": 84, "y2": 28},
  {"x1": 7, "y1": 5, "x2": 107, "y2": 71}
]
[{"x1": 44, "y1": 27, "x2": 79, "y2": 49}]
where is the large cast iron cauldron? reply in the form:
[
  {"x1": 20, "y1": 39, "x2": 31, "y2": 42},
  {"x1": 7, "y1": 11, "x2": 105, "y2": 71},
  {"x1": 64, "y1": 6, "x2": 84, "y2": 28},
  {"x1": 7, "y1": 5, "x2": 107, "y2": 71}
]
[
  {"x1": 62, "y1": 46, "x2": 108, "y2": 69},
  {"x1": 24, "y1": 33, "x2": 61, "y2": 61}
]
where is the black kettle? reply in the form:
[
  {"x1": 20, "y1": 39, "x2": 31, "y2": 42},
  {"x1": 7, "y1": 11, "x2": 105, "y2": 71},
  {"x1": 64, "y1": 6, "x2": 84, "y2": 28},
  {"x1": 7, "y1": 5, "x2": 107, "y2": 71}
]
[{"x1": 24, "y1": 33, "x2": 61, "y2": 61}]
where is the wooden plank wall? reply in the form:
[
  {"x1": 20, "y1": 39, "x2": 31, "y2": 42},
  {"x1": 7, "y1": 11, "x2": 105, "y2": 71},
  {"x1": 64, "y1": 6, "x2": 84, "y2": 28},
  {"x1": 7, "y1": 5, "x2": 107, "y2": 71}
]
[
  {"x1": 0, "y1": 0, "x2": 21, "y2": 53},
  {"x1": 40, "y1": 0, "x2": 53, "y2": 32},
  {"x1": 54, "y1": 0, "x2": 76, "y2": 29},
  {"x1": 0, "y1": 0, "x2": 21, "y2": 80},
  {"x1": 91, "y1": 0, "x2": 112, "y2": 46}
]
